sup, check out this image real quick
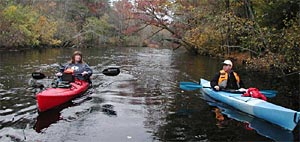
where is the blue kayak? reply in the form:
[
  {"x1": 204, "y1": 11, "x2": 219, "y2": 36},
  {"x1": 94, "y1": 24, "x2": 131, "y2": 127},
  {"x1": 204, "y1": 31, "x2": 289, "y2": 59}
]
[
  {"x1": 202, "y1": 94, "x2": 293, "y2": 141},
  {"x1": 200, "y1": 78, "x2": 300, "y2": 131}
]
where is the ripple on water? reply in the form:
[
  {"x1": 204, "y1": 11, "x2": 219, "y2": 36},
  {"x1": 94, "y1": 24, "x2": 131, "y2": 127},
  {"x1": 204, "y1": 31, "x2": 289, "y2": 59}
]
[{"x1": 0, "y1": 109, "x2": 14, "y2": 114}]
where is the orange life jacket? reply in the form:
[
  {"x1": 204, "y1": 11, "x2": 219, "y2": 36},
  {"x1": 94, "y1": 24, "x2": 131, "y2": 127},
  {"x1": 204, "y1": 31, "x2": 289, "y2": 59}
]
[
  {"x1": 218, "y1": 70, "x2": 240, "y2": 88},
  {"x1": 64, "y1": 68, "x2": 74, "y2": 74}
]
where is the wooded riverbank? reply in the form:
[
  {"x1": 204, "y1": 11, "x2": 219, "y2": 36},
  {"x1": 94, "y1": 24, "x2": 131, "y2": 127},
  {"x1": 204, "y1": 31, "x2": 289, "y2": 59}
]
[{"x1": 0, "y1": 0, "x2": 299, "y2": 76}]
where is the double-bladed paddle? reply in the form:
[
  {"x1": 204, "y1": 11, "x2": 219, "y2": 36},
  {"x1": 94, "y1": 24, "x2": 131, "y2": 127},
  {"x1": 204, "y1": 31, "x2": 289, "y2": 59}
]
[
  {"x1": 102, "y1": 67, "x2": 120, "y2": 76},
  {"x1": 32, "y1": 67, "x2": 121, "y2": 80},
  {"x1": 179, "y1": 82, "x2": 210, "y2": 91},
  {"x1": 32, "y1": 72, "x2": 46, "y2": 80},
  {"x1": 179, "y1": 81, "x2": 277, "y2": 98}
]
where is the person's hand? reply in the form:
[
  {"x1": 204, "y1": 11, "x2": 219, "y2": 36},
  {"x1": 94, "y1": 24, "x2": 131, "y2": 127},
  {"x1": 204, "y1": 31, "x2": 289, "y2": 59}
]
[
  {"x1": 238, "y1": 88, "x2": 247, "y2": 92},
  {"x1": 56, "y1": 72, "x2": 62, "y2": 76},
  {"x1": 81, "y1": 71, "x2": 89, "y2": 76},
  {"x1": 214, "y1": 86, "x2": 220, "y2": 91}
]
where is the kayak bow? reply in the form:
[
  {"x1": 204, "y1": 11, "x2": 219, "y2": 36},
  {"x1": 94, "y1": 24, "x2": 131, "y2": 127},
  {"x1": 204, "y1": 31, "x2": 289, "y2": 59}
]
[{"x1": 36, "y1": 79, "x2": 89, "y2": 112}]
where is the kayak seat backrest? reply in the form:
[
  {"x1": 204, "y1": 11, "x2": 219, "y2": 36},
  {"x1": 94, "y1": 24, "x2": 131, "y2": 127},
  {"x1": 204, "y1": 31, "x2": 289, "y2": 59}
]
[
  {"x1": 57, "y1": 82, "x2": 71, "y2": 88},
  {"x1": 61, "y1": 73, "x2": 74, "y2": 83}
]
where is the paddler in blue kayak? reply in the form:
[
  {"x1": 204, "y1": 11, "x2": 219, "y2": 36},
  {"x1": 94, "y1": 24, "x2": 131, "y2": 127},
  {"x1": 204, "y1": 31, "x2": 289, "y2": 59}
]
[
  {"x1": 56, "y1": 51, "x2": 93, "y2": 83},
  {"x1": 210, "y1": 60, "x2": 245, "y2": 91}
]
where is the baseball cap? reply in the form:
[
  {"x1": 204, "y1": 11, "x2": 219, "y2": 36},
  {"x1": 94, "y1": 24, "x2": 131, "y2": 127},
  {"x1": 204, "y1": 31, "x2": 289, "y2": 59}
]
[{"x1": 223, "y1": 60, "x2": 233, "y2": 66}]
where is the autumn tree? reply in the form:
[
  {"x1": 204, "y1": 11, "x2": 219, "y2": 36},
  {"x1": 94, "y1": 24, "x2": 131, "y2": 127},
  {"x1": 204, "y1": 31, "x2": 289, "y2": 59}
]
[
  {"x1": 0, "y1": 4, "x2": 59, "y2": 47},
  {"x1": 113, "y1": 0, "x2": 204, "y2": 52},
  {"x1": 219, "y1": 0, "x2": 300, "y2": 73},
  {"x1": 253, "y1": 0, "x2": 300, "y2": 72}
]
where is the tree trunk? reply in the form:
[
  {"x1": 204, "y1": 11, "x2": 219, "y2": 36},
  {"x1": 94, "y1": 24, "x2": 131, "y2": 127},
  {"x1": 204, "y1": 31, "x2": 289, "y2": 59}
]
[
  {"x1": 244, "y1": 0, "x2": 267, "y2": 56},
  {"x1": 225, "y1": 0, "x2": 230, "y2": 55}
]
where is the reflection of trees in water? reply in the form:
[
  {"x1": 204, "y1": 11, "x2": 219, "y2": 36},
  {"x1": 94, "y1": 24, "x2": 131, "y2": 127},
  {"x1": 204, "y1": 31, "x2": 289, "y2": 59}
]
[
  {"x1": 34, "y1": 101, "x2": 73, "y2": 133},
  {"x1": 239, "y1": 69, "x2": 299, "y2": 110},
  {"x1": 34, "y1": 94, "x2": 117, "y2": 133},
  {"x1": 0, "y1": 49, "x2": 65, "y2": 89},
  {"x1": 135, "y1": 48, "x2": 215, "y2": 141},
  {"x1": 144, "y1": 94, "x2": 215, "y2": 141},
  {"x1": 101, "y1": 104, "x2": 117, "y2": 116},
  {"x1": 143, "y1": 91, "x2": 270, "y2": 141}
]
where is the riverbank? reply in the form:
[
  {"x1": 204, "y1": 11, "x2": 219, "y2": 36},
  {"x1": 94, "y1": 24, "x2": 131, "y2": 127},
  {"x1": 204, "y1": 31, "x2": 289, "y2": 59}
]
[
  {"x1": 216, "y1": 51, "x2": 299, "y2": 78},
  {"x1": 0, "y1": 44, "x2": 298, "y2": 78}
]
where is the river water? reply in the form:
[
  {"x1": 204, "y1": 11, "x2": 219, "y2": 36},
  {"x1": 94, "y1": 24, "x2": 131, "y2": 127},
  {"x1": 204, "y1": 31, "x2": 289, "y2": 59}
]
[{"x1": 0, "y1": 47, "x2": 299, "y2": 141}]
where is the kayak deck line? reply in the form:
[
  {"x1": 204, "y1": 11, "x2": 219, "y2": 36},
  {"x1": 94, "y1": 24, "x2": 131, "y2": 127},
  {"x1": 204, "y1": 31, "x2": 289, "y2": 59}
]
[
  {"x1": 229, "y1": 96, "x2": 252, "y2": 102},
  {"x1": 200, "y1": 78, "x2": 299, "y2": 131}
]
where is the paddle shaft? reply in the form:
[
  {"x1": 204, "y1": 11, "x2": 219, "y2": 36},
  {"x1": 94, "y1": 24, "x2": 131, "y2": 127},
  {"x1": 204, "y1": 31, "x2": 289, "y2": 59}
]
[
  {"x1": 32, "y1": 67, "x2": 120, "y2": 80},
  {"x1": 179, "y1": 81, "x2": 277, "y2": 98},
  {"x1": 197, "y1": 86, "x2": 273, "y2": 96}
]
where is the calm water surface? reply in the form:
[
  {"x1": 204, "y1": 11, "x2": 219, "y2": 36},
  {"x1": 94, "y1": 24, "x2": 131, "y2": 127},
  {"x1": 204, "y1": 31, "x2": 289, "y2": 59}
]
[{"x1": 0, "y1": 47, "x2": 299, "y2": 141}]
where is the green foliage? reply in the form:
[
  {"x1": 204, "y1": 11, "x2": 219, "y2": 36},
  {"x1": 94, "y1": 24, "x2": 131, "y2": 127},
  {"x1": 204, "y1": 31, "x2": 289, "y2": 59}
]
[
  {"x1": 67, "y1": 2, "x2": 90, "y2": 23},
  {"x1": 0, "y1": 1, "x2": 113, "y2": 48},
  {"x1": 254, "y1": 0, "x2": 299, "y2": 29},
  {"x1": 263, "y1": 20, "x2": 300, "y2": 71},
  {"x1": 210, "y1": 0, "x2": 300, "y2": 72},
  {"x1": 0, "y1": 4, "x2": 60, "y2": 47},
  {"x1": 83, "y1": 14, "x2": 114, "y2": 44},
  {"x1": 0, "y1": 5, "x2": 37, "y2": 47},
  {"x1": 179, "y1": 0, "x2": 299, "y2": 72},
  {"x1": 83, "y1": 14, "x2": 113, "y2": 35}
]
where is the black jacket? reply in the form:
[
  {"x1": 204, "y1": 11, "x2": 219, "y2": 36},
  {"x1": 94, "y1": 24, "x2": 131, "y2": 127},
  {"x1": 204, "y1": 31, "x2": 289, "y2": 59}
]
[{"x1": 210, "y1": 70, "x2": 244, "y2": 90}]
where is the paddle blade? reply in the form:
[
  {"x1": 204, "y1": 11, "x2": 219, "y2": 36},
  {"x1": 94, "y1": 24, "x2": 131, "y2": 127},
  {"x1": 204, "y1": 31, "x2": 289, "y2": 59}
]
[
  {"x1": 32, "y1": 72, "x2": 46, "y2": 80},
  {"x1": 180, "y1": 82, "x2": 203, "y2": 91},
  {"x1": 260, "y1": 90, "x2": 277, "y2": 98},
  {"x1": 102, "y1": 67, "x2": 120, "y2": 76}
]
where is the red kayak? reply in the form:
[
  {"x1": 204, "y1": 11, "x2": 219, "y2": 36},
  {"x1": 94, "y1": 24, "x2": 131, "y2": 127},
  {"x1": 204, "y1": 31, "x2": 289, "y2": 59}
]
[{"x1": 37, "y1": 79, "x2": 90, "y2": 112}]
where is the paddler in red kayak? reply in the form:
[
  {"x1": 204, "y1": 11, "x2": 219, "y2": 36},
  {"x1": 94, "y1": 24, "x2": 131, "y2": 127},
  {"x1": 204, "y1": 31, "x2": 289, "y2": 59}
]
[
  {"x1": 56, "y1": 51, "x2": 93, "y2": 82},
  {"x1": 210, "y1": 60, "x2": 245, "y2": 91}
]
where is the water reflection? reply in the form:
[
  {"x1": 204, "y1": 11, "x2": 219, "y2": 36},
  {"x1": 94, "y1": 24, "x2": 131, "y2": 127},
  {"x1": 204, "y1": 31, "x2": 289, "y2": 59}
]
[
  {"x1": 101, "y1": 104, "x2": 117, "y2": 116},
  {"x1": 34, "y1": 100, "x2": 116, "y2": 133},
  {"x1": 34, "y1": 102, "x2": 72, "y2": 133}
]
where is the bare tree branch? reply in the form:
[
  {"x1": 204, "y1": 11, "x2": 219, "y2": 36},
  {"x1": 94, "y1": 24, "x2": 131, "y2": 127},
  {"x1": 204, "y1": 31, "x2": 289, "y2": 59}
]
[{"x1": 145, "y1": 28, "x2": 164, "y2": 40}]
